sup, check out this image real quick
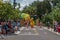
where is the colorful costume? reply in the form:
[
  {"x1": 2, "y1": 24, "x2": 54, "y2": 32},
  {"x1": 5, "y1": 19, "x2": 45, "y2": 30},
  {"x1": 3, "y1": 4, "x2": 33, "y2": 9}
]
[{"x1": 30, "y1": 18, "x2": 34, "y2": 28}]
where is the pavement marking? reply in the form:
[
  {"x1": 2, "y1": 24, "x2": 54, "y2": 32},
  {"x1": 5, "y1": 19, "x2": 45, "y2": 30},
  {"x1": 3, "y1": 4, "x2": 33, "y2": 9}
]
[
  {"x1": 18, "y1": 27, "x2": 39, "y2": 35},
  {"x1": 39, "y1": 28, "x2": 43, "y2": 30},
  {"x1": 18, "y1": 27, "x2": 25, "y2": 34},
  {"x1": 44, "y1": 32, "x2": 47, "y2": 34},
  {"x1": 25, "y1": 28, "x2": 30, "y2": 30},
  {"x1": 20, "y1": 27, "x2": 25, "y2": 30},
  {"x1": 19, "y1": 32, "x2": 39, "y2": 35},
  {"x1": 33, "y1": 29, "x2": 39, "y2": 34},
  {"x1": 19, "y1": 34, "x2": 39, "y2": 35},
  {"x1": 30, "y1": 28, "x2": 39, "y2": 34},
  {"x1": 32, "y1": 28, "x2": 36, "y2": 30},
  {"x1": 20, "y1": 34, "x2": 39, "y2": 35}
]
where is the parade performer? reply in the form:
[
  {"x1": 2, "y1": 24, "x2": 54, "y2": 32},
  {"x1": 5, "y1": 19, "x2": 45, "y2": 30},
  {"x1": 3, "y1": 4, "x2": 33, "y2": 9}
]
[{"x1": 30, "y1": 18, "x2": 34, "y2": 28}]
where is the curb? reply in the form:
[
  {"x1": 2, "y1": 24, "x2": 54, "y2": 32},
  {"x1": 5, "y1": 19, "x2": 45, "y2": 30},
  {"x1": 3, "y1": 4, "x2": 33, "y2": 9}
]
[{"x1": 44, "y1": 27, "x2": 60, "y2": 35}]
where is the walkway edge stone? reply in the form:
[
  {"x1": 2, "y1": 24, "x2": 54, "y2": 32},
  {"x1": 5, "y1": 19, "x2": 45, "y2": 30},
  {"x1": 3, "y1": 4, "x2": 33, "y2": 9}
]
[{"x1": 44, "y1": 27, "x2": 60, "y2": 35}]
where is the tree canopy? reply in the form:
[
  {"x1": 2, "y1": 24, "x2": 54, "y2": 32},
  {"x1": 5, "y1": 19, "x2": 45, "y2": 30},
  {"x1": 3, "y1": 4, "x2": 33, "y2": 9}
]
[
  {"x1": 22, "y1": 0, "x2": 51, "y2": 19},
  {"x1": 0, "y1": 1, "x2": 21, "y2": 21}
]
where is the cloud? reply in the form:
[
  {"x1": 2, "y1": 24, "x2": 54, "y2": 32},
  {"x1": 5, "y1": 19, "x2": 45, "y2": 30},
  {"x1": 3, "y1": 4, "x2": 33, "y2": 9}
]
[
  {"x1": 20, "y1": 0, "x2": 36, "y2": 10},
  {"x1": 20, "y1": 0, "x2": 43, "y2": 10},
  {"x1": 10, "y1": 0, "x2": 43, "y2": 10}
]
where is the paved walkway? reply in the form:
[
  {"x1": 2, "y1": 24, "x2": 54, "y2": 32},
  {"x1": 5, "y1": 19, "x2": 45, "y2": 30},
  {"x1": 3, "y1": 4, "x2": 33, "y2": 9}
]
[{"x1": 0, "y1": 26, "x2": 60, "y2": 40}]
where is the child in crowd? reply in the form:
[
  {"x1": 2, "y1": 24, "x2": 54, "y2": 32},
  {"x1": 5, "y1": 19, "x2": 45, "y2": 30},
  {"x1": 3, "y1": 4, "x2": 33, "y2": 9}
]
[
  {"x1": 17, "y1": 21, "x2": 20, "y2": 31},
  {"x1": 0, "y1": 21, "x2": 5, "y2": 39}
]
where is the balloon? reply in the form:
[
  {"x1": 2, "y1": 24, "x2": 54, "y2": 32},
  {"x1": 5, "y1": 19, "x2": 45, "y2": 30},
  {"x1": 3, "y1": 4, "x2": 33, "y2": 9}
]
[
  {"x1": 21, "y1": 13, "x2": 30, "y2": 20},
  {"x1": 21, "y1": 13, "x2": 26, "y2": 18}
]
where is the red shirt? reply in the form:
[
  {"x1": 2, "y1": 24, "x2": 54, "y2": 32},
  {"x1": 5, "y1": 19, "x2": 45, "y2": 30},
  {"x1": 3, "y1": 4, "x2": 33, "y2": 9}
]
[{"x1": 8, "y1": 21, "x2": 11, "y2": 28}]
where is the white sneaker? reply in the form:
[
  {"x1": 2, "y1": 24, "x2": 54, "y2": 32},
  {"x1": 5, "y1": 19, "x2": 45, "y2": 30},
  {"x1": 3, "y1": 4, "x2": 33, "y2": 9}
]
[{"x1": 15, "y1": 31, "x2": 20, "y2": 34}]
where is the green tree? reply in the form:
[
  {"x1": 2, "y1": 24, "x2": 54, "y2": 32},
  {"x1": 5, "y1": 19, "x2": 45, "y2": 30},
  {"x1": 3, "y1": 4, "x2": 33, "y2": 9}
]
[
  {"x1": 0, "y1": 1, "x2": 21, "y2": 21},
  {"x1": 51, "y1": 0, "x2": 60, "y2": 6},
  {"x1": 22, "y1": 0, "x2": 51, "y2": 19}
]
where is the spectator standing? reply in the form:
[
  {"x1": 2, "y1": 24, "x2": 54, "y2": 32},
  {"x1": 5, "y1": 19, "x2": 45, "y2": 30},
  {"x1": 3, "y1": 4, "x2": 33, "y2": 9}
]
[
  {"x1": 17, "y1": 21, "x2": 20, "y2": 31},
  {"x1": 54, "y1": 21, "x2": 58, "y2": 32}
]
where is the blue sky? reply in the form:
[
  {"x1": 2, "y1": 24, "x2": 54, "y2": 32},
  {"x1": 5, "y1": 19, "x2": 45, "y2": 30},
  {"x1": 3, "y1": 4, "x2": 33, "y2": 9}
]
[
  {"x1": 20, "y1": 0, "x2": 43, "y2": 10},
  {"x1": 3, "y1": 0, "x2": 43, "y2": 10}
]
